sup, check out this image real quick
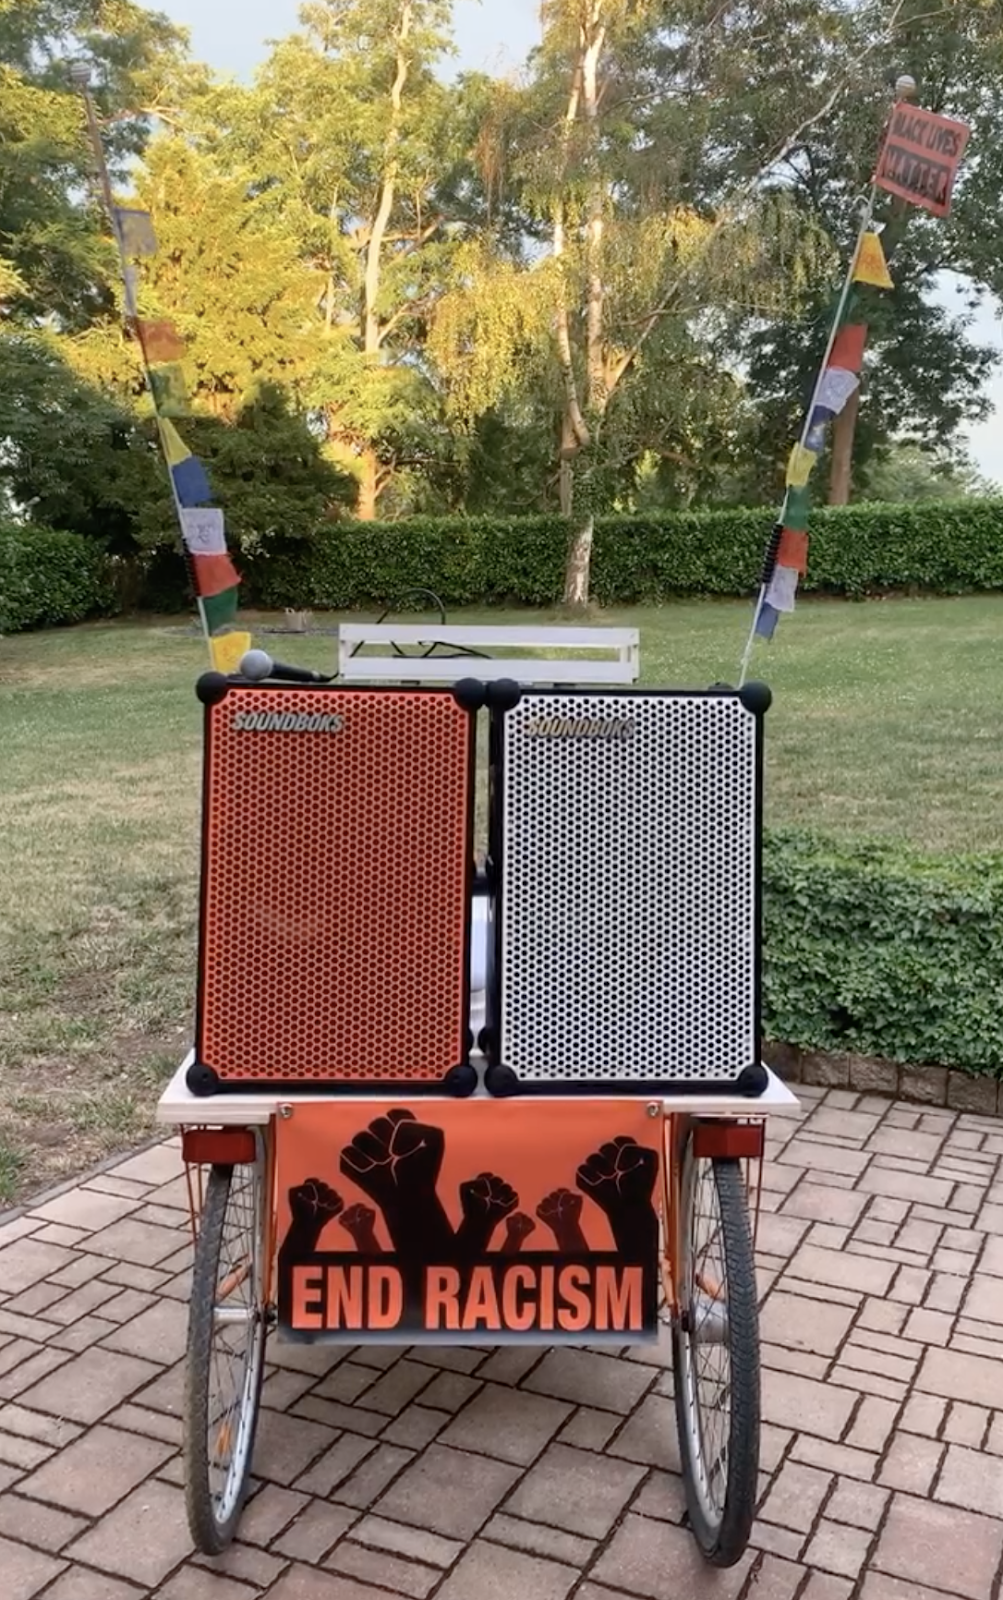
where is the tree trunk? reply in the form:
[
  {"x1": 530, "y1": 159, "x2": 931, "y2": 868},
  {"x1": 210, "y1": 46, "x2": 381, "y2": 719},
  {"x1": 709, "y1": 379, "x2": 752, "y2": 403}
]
[
  {"x1": 563, "y1": 515, "x2": 594, "y2": 609},
  {"x1": 582, "y1": 14, "x2": 606, "y2": 411},
  {"x1": 358, "y1": 448, "x2": 379, "y2": 521},
  {"x1": 364, "y1": 4, "x2": 411, "y2": 355},
  {"x1": 556, "y1": 2, "x2": 607, "y2": 610},
  {"x1": 559, "y1": 407, "x2": 576, "y2": 516},
  {"x1": 357, "y1": 2, "x2": 411, "y2": 520},
  {"x1": 828, "y1": 386, "x2": 859, "y2": 505}
]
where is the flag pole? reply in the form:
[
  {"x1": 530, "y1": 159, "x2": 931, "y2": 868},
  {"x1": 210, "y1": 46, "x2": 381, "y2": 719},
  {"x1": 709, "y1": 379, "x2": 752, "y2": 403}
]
[
  {"x1": 68, "y1": 60, "x2": 215, "y2": 659},
  {"x1": 737, "y1": 75, "x2": 914, "y2": 686},
  {"x1": 737, "y1": 186, "x2": 875, "y2": 686}
]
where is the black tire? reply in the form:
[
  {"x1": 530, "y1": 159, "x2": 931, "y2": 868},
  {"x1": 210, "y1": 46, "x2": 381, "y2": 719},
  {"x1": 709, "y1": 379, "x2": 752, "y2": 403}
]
[
  {"x1": 184, "y1": 1160, "x2": 267, "y2": 1554},
  {"x1": 671, "y1": 1127, "x2": 760, "y2": 1567}
]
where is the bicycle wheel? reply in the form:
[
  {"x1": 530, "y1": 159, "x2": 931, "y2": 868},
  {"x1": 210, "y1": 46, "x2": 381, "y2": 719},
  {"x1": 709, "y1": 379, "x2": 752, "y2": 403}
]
[
  {"x1": 670, "y1": 1122, "x2": 759, "y2": 1567},
  {"x1": 184, "y1": 1150, "x2": 268, "y2": 1553}
]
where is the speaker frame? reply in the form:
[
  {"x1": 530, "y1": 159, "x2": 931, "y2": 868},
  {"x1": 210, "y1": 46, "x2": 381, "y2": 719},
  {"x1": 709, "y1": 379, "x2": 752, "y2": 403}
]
[
  {"x1": 482, "y1": 682, "x2": 771, "y2": 1100},
  {"x1": 187, "y1": 674, "x2": 482, "y2": 1099}
]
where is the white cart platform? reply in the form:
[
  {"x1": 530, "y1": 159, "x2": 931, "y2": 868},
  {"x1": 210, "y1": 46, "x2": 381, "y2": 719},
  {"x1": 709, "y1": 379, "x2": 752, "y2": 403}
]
[{"x1": 157, "y1": 1052, "x2": 797, "y2": 1127}]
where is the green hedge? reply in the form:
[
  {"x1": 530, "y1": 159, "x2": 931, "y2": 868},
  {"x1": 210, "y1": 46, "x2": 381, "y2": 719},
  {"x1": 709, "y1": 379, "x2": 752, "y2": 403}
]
[
  {"x1": 764, "y1": 829, "x2": 1003, "y2": 1075},
  {"x1": 241, "y1": 498, "x2": 1003, "y2": 609},
  {"x1": 0, "y1": 525, "x2": 115, "y2": 633},
  {"x1": 12, "y1": 497, "x2": 1003, "y2": 622}
]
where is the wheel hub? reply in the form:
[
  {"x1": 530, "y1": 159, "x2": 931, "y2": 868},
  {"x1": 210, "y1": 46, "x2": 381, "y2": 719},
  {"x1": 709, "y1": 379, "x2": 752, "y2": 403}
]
[{"x1": 688, "y1": 1290, "x2": 730, "y2": 1345}]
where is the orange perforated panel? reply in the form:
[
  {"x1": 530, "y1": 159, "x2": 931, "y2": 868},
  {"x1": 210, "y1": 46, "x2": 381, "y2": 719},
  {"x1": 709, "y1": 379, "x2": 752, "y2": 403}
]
[{"x1": 196, "y1": 686, "x2": 473, "y2": 1086}]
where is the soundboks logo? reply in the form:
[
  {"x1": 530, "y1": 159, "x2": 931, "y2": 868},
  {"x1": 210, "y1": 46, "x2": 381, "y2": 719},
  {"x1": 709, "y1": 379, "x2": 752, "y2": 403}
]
[
  {"x1": 524, "y1": 714, "x2": 634, "y2": 740},
  {"x1": 231, "y1": 711, "x2": 345, "y2": 733}
]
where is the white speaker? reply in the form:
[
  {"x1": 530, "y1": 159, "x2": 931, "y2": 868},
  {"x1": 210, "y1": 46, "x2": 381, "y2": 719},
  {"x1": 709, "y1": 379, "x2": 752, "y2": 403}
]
[{"x1": 483, "y1": 685, "x2": 770, "y2": 1097}]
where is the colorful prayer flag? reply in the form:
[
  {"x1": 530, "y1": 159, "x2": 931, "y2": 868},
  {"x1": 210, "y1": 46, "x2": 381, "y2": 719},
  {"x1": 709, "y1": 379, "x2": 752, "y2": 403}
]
[
  {"x1": 754, "y1": 602, "x2": 780, "y2": 640},
  {"x1": 171, "y1": 455, "x2": 212, "y2": 507},
  {"x1": 816, "y1": 367, "x2": 859, "y2": 416},
  {"x1": 777, "y1": 528, "x2": 809, "y2": 575},
  {"x1": 210, "y1": 631, "x2": 253, "y2": 675},
  {"x1": 114, "y1": 207, "x2": 158, "y2": 257},
  {"x1": 150, "y1": 363, "x2": 189, "y2": 417},
  {"x1": 853, "y1": 231, "x2": 893, "y2": 290},
  {"x1": 123, "y1": 265, "x2": 140, "y2": 317},
  {"x1": 159, "y1": 418, "x2": 190, "y2": 467},
  {"x1": 201, "y1": 587, "x2": 240, "y2": 634},
  {"x1": 784, "y1": 487, "x2": 811, "y2": 532},
  {"x1": 765, "y1": 563, "x2": 799, "y2": 614},
  {"x1": 805, "y1": 419, "x2": 828, "y2": 453},
  {"x1": 191, "y1": 552, "x2": 240, "y2": 599},
  {"x1": 828, "y1": 323, "x2": 867, "y2": 375},
  {"x1": 137, "y1": 318, "x2": 186, "y2": 364},
  {"x1": 786, "y1": 443, "x2": 817, "y2": 488},
  {"x1": 180, "y1": 507, "x2": 226, "y2": 556}
]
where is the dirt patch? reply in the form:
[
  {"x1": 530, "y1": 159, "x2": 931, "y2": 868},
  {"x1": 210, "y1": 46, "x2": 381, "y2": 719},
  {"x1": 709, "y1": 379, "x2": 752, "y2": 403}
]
[{"x1": 0, "y1": 1026, "x2": 178, "y2": 1205}]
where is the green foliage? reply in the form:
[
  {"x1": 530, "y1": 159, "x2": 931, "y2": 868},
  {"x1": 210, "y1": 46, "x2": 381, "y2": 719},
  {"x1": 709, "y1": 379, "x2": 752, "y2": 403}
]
[
  {"x1": 860, "y1": 444, "x2": 996, "y2": 504},
  {"x1": 0, "y1": 524, "x2": 114, "y2": 632},
  {"x1": 240, "y1": 498, "x2": 1003, "y2": 609},
  {"x1": 123, "y1": 384, "x2": 357, "y2": 558},
  {"x1": 727, "y1": 3, "x2": 1003, "y2": 500},
  {"x1": 5, "y1": 0, "x2": 1003, "y2": 537},
  {"x1": 0, "y1": 0, "x2": 191, "y2": 331},
  {"x1": 70, "y1": 136, "x2": 324, "y2": 416},
  {"x1": 181, "y1": 0, "x2": 474, "y2": 514},
  {"x1": 0, "y1": 331, "x2": 354, "y2": 557},
  {"x1": 763, "y1": 828, "x2": 1003, "y2": 1075}
]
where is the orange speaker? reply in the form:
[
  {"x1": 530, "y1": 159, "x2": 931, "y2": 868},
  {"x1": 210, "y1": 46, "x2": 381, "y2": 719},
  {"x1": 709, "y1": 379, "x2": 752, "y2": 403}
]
[{"x1": 187, "y1": 677, "x2": 477, "y2": 1096}]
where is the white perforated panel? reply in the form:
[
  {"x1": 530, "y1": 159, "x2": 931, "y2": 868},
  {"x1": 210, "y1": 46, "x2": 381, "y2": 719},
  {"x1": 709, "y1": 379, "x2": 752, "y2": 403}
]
[{"x1": 494, "y1": 692, "x2": 759, "y2": 1086}]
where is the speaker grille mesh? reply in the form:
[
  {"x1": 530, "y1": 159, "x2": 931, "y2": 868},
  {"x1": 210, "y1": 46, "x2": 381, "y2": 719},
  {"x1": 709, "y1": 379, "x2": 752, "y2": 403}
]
[
  {"x1": 496, "y1": 692, "x2": 758, "y2": 1085},
  {"x1": 198, "y1": 687, "x2": 471, "y2": 1085}
]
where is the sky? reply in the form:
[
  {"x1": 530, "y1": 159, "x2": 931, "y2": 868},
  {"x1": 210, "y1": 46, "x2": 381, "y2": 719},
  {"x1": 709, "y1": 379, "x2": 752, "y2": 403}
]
[{"x1": 154, "y1": 0, "x2": 1002, "y2": 485}]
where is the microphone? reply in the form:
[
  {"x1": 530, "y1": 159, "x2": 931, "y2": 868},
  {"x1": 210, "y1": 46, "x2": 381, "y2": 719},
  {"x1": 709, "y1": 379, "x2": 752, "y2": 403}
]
[{"x1": 239, "y1": 649, "x2": 332, "y2": 685}]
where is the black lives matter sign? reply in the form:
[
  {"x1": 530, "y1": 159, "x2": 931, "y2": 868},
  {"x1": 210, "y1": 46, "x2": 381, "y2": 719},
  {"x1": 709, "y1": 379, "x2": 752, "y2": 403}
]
[{"x1": 875, "y1": 103, "x2": 970, "y2": 219}]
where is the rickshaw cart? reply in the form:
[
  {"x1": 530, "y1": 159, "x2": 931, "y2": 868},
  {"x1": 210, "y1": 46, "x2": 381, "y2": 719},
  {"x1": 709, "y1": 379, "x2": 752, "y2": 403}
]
[{"x1": 156, "y1": 623, "x2": 796, "y2": 1569}]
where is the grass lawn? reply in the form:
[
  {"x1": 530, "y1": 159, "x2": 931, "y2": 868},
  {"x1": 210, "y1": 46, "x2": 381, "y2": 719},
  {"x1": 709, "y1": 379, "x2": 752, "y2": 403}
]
[{"x1": 2, "y1": 593, "x2": 1002, "y2": 1206}]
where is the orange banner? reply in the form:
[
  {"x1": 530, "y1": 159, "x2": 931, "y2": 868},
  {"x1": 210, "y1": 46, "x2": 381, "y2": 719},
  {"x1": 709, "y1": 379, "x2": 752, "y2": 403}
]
[
  {"x1": 276, "y1": 1099, "x2": 662, "y2": 1344},
  {"x1": 875, "y1": 102, "x2": 970, "y2": 218}
]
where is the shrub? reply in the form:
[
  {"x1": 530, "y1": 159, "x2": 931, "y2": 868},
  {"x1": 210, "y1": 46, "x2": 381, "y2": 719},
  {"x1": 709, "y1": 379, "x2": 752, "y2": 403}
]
[
  {"x1": 0, "y1": 525, "x2": 115, "y2": 633},
  {"x1": 238, "y1": 498, "x2": 1003, "y2": 610},
  {"x1": 763, "y1": 828, "x2": 1003, "y2": 1075}
]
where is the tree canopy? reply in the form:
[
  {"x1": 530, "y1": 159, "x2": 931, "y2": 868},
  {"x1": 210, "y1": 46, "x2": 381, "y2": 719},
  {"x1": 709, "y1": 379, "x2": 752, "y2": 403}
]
[{"x1": 1, "y1": 0, "x2": 1000, "y2": 595}]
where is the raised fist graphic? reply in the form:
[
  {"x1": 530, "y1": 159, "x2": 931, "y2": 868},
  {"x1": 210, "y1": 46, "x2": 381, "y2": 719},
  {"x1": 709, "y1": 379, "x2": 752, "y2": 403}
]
[
  {"x1": 339, "y1": 1202, "x2": 382, "y2": 1254},
  {"x1": 536, "y1": 1188, "x2": 588, "y2": 1253},
  {"x1": 341, "y1": 1109, "x2": 444, "y2": 1199},
  {"x1": 281, "y1": 1177, "x2": 343, "y2": 1256},
  {"x1": 340, "y1": 1110, "x2": 454, "y2": 1257},
  {"x1": 289, "y1": 1177, "x2": 344, "y2": 1227},
  {"x1": 576, "y1": 1137, "x2": 659, "y2": 1261},
  {"x1": 456, "y1": 1172, "x2": 518, "y2": 1254},
  {"x1": 501, "y1": 1212, "x2": 536, "y2": 1256}
]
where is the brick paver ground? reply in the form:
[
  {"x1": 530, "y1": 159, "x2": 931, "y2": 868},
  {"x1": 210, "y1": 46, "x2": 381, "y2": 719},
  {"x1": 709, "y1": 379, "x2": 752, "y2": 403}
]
[{"x1": 3, "y1": 1082, "x2": 1003, "y2": 1598}]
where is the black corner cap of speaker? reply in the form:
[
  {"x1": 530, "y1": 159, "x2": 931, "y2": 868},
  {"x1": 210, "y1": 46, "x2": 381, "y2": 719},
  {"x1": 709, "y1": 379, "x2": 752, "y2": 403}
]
[
  {"x1": 196, "y1": 671, "x2": 230, "y2": 706},
  {"x1": 738, "y1": 680, "x2": 772, "y2": 718},
  {"x1": 484, "y1": 1062, "x2": 521, "y2": 1098},
  {"x1": 444, "y1": 1062, "x2": 478, "y2": 1098},
  {"x1": 186, "y1": 1061, "x2": 220, "y2": 1096},
  {"x1": 486, "y1": 678, "x2": 522, "y2": 713},
  {"x1": 477, "y1": 1025, "x2": 496, "y2": 1059},
  {"x1": 737, "y1": 1061, "x2": 769, "y2": 1097},
  {"x1": 452, "y1": 678, "x2": 487, "y2": 712}
]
